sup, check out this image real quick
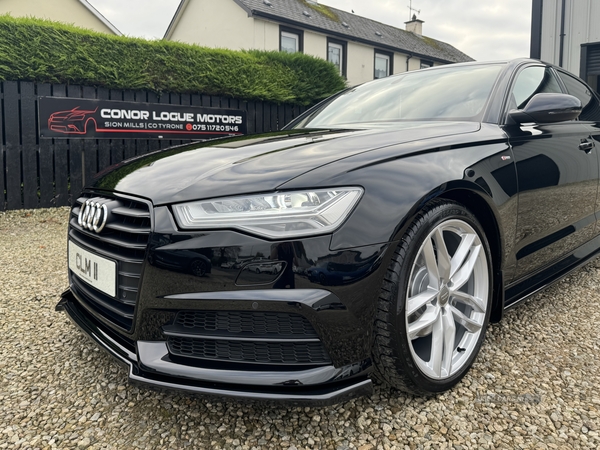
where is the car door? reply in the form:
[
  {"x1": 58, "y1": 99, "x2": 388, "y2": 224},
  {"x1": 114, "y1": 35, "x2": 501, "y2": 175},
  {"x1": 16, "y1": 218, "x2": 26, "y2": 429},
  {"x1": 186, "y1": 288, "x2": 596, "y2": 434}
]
[
  {"x1": 554, "y1": 68, "x2": 600, "y2": 235},
  {"x1": 504, "y1": 64, "x2": 600, "y2": 282}
]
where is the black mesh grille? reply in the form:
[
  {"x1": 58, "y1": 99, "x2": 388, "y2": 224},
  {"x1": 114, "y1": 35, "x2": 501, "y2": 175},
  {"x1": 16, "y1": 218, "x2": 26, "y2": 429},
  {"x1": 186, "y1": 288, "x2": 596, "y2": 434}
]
[
  {"x1": 69, "y1": 193, "x2": 151, "y2": 331},
  {"x1": 174, "y1": 311, "x2": 318, "y2": 338},
  {"x1": 168, "y1": 337, "x2": 331, "y2": 365},
  {"x1": 164, "y1": 311, "x2": 330, "y2": 366}
]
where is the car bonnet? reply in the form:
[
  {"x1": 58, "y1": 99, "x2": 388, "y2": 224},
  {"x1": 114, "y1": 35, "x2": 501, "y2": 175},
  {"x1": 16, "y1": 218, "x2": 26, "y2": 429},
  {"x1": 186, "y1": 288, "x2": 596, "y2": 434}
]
[{"x1": 90, "y1": 121, "x2": 480, "y2": 205}]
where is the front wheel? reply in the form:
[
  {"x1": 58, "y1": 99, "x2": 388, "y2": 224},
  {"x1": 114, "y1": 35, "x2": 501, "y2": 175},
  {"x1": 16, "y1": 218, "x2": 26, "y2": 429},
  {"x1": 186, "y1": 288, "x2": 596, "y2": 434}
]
[{"x1": 373, "y1": 200, "x2": 493, "y2": 395}]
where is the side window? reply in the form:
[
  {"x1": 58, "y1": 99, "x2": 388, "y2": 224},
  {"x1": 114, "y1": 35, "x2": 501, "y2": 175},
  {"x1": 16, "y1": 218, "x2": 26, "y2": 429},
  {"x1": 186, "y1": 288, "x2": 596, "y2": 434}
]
[
  {"x1": 556, "y1": 71, "x2": 600, "y2": 122},
  {"x1": 510, "y1": 66, "x2": 562, "y2": 110},
  {"x1": 374, "y1": 50, "x2": 393, "y2": 79},
  {"x1": 327, "y1": 38, "x2": 347, "y2": 78},
  {"x1": 280, "y1": 27, "x2": 303, "y2": 54}
]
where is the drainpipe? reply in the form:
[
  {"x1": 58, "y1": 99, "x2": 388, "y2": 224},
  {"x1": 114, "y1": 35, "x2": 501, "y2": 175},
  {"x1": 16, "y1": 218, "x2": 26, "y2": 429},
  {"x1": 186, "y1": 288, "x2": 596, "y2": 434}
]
[
  {"x1": 406, "y1": 54, "x2": 413, "y2": 72},
  {"x1": 559, "y1": 0, "x2": 566, "y2": 67}
]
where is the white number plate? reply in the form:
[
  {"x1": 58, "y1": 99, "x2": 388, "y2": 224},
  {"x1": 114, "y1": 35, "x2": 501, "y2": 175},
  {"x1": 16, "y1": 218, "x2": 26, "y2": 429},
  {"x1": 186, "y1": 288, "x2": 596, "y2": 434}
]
[{"x1": 68, "y1": 241, "x2": 116, "y2": 297}]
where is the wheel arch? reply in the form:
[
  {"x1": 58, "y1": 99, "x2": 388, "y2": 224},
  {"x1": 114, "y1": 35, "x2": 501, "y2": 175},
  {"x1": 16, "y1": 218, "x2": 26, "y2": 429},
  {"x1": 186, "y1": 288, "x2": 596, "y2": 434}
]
[{"x1": 436, "y1": 186, "x2": 505, "y2": 323}]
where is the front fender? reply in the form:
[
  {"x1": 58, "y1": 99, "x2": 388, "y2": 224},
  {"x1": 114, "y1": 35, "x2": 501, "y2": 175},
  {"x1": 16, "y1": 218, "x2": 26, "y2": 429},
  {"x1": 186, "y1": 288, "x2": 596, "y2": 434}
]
[{"x1": 281, "y1": 136, "x2": 516, "y2": 249}]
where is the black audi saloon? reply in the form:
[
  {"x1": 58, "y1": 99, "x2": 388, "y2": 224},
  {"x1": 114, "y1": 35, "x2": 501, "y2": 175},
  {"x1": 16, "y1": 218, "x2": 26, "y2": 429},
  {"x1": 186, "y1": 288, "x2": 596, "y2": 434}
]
[{"x1": 57, "y1": 59, "x2": 600, "y2": 404}]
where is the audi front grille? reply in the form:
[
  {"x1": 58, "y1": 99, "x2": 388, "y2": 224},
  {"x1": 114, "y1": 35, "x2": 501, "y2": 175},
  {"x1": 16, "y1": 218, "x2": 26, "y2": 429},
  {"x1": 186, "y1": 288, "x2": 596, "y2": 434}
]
[{"x1": 68, "y1": 193, "x2": 151, "y2": 331}]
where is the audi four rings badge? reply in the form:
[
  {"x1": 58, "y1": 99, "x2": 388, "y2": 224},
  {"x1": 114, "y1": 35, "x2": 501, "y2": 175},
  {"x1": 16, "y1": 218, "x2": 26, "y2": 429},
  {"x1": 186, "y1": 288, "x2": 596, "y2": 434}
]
[{"x1": 78, "y1": 200, "x2": 109, "y2": 233}]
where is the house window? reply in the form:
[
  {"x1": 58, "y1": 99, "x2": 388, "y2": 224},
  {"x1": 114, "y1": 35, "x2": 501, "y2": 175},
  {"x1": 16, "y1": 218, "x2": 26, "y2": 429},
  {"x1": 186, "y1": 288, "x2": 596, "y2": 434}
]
[
  {"x1": 375, "y1": 51, "x2": 393, "y2": 79},
  {"x1": 420, "y1": 60, "x2": 433, "y2": 69},
  {"x1": 327, "y1": 38, "x2": 347, "y2": 77},
  {"x1": 280, "y1": 27, "x2": 303, "y2": 53}
]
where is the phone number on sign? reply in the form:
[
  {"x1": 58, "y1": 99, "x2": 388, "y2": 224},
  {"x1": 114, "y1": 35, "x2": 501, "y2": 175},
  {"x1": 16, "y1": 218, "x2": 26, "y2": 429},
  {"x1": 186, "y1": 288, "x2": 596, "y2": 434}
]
[{"x1": 188, "y1": 124, "x2": 240, "y2": 132}]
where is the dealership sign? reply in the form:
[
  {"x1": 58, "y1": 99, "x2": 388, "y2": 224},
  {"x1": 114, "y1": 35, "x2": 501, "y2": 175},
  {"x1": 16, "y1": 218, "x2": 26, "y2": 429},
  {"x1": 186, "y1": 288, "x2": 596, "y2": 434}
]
[{"x1": 39, "y1": 97, "x2": 247, "y2": 140}]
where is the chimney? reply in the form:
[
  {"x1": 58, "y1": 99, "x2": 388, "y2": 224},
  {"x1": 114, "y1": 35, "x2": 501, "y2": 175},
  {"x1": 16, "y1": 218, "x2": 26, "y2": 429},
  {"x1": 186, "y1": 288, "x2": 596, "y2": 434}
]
[{"x1": 405, "y1": 14, "x2": 424, "y2": 35}]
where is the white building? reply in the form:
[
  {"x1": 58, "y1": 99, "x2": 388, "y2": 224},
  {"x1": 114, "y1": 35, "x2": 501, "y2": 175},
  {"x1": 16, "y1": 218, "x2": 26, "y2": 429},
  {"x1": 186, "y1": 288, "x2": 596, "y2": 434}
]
[
  {"x1": 0, "y1": 0, "x2": 121, "y2": 35},
  {"x1": 531, "y1": 0, "x2": 600, "y2": 90},
  {"x1": 164, "y1": 0, "x2": 472, "y2": 86}
]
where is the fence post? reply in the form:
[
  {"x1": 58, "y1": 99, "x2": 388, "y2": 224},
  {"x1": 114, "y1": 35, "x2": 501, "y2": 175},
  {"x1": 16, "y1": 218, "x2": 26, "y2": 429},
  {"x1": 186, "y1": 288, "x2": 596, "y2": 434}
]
[
  {"x1": 38, "y1": 84, "x2": 54, "y2": 208},
  {"x1": 20, "y1": 82, "x2": 38, "y2": 209},
  {"x1": 0, "y1": 83, "x2": 6, "y2": 210},
  {"x1": 4, "y1": 81, "x2": 22, "y2": 210}
]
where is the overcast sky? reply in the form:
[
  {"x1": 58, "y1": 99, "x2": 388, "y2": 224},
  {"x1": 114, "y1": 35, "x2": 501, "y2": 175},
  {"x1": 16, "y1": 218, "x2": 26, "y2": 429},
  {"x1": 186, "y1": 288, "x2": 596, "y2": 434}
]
[{"x1": 88, "y1": 0, "x2": 532, "y2": 61}]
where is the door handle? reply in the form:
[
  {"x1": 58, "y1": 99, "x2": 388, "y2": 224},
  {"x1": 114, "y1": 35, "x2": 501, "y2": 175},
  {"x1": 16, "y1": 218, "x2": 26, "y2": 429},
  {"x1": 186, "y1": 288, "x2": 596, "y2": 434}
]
[{"x1": 579, "y1": 140, "x2": 594, "y2": 153}]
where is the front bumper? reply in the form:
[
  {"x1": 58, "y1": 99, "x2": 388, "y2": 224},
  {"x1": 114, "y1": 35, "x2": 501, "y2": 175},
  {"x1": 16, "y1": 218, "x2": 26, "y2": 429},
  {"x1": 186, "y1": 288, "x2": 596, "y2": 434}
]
[
  {"x1": 57, "y1": 289, "x2": 373, "y2": 405},
  {"x1": 62, "y1": 196, "x2": 395, "y2": 404}
]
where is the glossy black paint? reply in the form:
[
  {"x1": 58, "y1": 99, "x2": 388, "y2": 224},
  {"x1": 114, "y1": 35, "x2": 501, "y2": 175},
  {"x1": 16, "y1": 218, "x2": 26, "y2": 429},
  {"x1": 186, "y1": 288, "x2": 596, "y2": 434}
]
[
  {"x1": 91, "y1": 122, "x2": 480, "y2": 205},
  {"x1": 140, "y1": 212, "x2": 391, "y2": 368},
  {"x1": 58, "y1": 59, "x2": 600, "y2": 402},
  {"x1": 505, "y1": 120, "x2": 599, "y2": 281},
  {"x1": 508, "y1": 93, "x2": 582, "y2": 124},
  {"x1": 57, "y1": 292, "x2": 373, "y2": 404}
]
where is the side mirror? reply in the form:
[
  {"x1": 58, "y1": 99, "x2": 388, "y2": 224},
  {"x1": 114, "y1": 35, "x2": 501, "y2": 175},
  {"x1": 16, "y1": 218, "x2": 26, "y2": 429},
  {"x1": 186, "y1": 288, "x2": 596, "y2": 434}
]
[{"x1": 508, "y1": 93, "x2": 582, "y2": 124}]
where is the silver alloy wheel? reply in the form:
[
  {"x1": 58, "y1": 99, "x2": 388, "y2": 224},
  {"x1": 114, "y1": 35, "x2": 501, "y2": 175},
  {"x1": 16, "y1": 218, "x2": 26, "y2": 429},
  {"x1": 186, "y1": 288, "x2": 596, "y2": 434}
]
[{"x1": 405, "y1": 219, "x2": 489, "y2": 380}]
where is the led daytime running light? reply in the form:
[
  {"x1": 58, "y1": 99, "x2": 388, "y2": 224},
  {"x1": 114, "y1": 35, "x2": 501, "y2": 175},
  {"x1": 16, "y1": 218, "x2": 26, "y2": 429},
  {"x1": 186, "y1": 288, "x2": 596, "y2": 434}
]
[{"x1": 172, "y1": 188, "x2": 363, "y2": 239}]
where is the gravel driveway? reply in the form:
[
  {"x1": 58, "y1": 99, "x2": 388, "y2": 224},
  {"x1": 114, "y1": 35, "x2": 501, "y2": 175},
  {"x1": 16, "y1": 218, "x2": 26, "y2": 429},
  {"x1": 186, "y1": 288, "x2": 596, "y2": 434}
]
[{"x1": 1, "y1": 207, "x2": 599, "y2": 449}]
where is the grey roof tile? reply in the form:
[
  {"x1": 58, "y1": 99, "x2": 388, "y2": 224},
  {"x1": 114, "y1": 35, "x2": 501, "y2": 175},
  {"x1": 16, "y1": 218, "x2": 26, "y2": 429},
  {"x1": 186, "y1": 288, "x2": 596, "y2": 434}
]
[{"x1": 236, "y1": 0, "x2": 473, "y2": 63}]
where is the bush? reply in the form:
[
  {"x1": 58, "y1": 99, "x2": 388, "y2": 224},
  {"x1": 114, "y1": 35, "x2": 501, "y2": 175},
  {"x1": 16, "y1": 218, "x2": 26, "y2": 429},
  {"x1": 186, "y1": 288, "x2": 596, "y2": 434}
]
[{"x1": 0, "y1": 15, "x2": 346, "y2": 105}]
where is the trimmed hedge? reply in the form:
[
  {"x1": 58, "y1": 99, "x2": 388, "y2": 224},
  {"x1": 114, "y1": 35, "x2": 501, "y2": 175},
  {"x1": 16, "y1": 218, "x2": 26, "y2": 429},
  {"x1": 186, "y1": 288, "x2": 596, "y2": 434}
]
[{"x1": 0, "y1": 15, "x2": 346, "y2": 105}]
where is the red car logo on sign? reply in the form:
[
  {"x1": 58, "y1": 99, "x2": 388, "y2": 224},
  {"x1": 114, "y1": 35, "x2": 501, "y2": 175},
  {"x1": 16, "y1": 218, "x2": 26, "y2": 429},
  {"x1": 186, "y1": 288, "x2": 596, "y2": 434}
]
[{"x1": 48, "y1": 107, "x2": 98, "y2": 135}]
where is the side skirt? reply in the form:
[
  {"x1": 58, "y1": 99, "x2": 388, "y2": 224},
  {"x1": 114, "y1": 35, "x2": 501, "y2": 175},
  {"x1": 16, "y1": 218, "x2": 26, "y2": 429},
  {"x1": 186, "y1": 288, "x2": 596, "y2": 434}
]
[{"x1": 504, "y1": 234, "x2": 600, "y2": 310}]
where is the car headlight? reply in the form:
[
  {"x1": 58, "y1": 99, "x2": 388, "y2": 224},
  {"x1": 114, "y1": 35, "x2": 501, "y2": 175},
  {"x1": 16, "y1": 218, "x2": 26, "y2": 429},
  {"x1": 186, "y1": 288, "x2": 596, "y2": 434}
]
[{"x1": 172, "y1": 188, "x2": 363, "y2": 239}]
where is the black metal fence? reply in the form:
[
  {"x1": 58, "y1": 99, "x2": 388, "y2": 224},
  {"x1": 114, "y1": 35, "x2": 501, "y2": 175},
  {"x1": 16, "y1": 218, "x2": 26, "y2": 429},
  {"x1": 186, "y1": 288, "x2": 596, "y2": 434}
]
[{"x1": 0, "y1": 81, "x2": 308, "y2": 211}]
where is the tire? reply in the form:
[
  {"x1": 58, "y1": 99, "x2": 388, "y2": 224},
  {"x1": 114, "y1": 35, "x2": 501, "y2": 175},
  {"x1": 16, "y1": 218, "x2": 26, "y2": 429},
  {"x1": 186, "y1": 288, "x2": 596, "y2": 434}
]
[
  {"x1": 372, "y1": 200, "x2": 493, "y2": 396},
  {"x1": 191, "y1": 260, "x2": 207, "y2": 277}
]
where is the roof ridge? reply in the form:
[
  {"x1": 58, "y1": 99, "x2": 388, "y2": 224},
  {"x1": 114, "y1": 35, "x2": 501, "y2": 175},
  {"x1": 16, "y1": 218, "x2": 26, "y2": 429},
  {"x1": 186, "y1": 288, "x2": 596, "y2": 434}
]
[
  {"x1": 78, "y1": 0, "x2": 122, "y2": 36},
  {"x1": 296, "y1": 1, "x2": 441, "y2": 42},
  {"x1": 165, "y1": 0, "x2": 473, "y2": 63}
]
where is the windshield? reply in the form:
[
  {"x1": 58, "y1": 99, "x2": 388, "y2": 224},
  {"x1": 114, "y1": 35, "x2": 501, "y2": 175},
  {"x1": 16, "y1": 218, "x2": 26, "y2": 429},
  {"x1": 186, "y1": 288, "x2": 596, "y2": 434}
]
[{"x1": 292, "y1": 64, "x2": 504, "y2": 128}]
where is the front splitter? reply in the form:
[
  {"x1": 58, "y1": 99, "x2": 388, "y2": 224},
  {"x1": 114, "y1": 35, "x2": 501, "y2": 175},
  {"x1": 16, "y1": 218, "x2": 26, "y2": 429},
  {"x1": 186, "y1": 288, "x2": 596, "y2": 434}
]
[{"x1": 56, "y1": 289, "x2": 373, "y2": 406}]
